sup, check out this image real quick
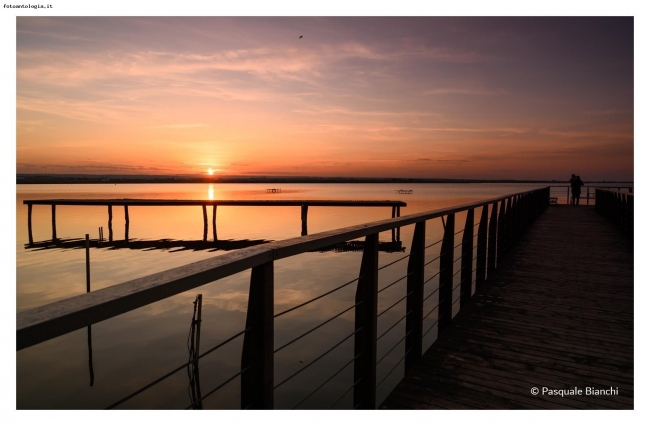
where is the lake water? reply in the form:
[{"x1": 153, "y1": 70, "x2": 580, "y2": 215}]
[{"x1": 15, "y1": 182, "x2": 626, "y2": 409}]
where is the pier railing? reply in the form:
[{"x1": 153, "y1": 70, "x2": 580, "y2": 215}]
[
  {"x1": 595, "y1": 188, "x2": 634, "y2": 239},
  {"x1": 17, "y1": 187, "x2": 550, "y2": 409},
  {"x1": 548, "y1": 185, "x2": 633, "y2": 205}
]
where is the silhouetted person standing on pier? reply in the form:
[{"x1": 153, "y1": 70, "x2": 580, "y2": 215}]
[{"x1": 570, "y1": 174, "x2": 584, "y2": 205}]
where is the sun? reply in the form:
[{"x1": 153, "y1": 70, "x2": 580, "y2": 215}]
[{"x1": 207, "y1": 168, "x2": 214, "y2": 175}]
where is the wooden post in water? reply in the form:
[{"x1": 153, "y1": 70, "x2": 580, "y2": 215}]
[
  {"x1": 396, "y1": 205, "x2": 401, "y2": 242},
  {"x1": 405, "y1": 221, "x2": 425, "y2": 373},
  {"x1": 191, "y1": 294, "x2": 203, "y2": 409},
  {"x1": 51, "y1": 205, "x2": 57, "y2": 241},
  {"x1": 124, "y1": 205, "x2": 129, "y2": 242},
  {"x1": 438, "y1": 213, "x2": 454, "y2": 334},
  {"x1": 108, "y1": 205, "x2": 113, "y2": 242},
  {"x1": 476, "y1": 205, "x2": 488, "y2": 288},
  {"x1": 27, "y1": 203, "x2": 33, "y2": 245},
  {"x1": 353, "y1": 233, "x2": 378, "y2": 409},
  {"x1": 241, "y1": 261, "x2": 274, "y2": 409},
  {"x1": 85, "y1": 234, "x2": 90, "y2": 293},
  {"x1": 460, "y1": 209, "x2": 474, "y2": 306},
  {"x1": 301, "y1": 205, "x2": 308, "y2": 236},
  {"x1": 212, "y1": 205, "x2": 217, "y2": 241},
  {"x1": 202, "y1": 205, "x2": 208, "y2": 242}
]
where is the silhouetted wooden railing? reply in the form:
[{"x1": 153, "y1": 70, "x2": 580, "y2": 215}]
[
  {"x1": 595, "y1": 188, "x2": 634, "y2": 239},
  {"x1": 17, "y1": 187, "x2": 550, "y2": 409},
  {"x1": 548, "y1": 185, "x2": 633, "y2": 205}
]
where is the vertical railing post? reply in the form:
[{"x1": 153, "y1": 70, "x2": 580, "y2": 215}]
[
  {"x1": 27, "y1": 203, "x2": 34, "y2": 245},
  {"x1": 354, "y1": 233, "x2": 379, "y2": 409},
  {"x1": 405, "y1": 221, "x2": 425, "y2": 373},
  {"x1": 487, "y1": 202, "x2": 498, "y2": 274},
  {"x1": 241, "y1": 261, "x2": 274, "y2": 409},
  {"x1": 438, "y1": 214, "x2": 454, "y2": 334},
  {"x1": 460, "y1": 209, "x2": 473, "y2": 306},
  {"x1": 497, "y1": 200, "x2": 506, "y2": 262},
  {"x1": 505, "y1": 197, "x2": 512, "y2": 251},
  {"x1": 476, "y1": 205, "x2": 488, "y2": 288}
]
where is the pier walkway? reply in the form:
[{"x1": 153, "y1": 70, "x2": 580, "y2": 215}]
[{"x1": 381, "y1": 206, "x2": 633, "y2": 409}]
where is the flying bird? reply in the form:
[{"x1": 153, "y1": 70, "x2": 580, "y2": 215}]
[{"x1": 299, "y1": 35, "x2": 303, "y2": 39}]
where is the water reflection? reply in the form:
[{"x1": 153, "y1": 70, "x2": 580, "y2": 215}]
[
  {"x1": 17, "y1": 182, "x2": 550, "y2": 409},
  {"x1": 24, "y1": 237, "x2": 405, "y2": 254}
]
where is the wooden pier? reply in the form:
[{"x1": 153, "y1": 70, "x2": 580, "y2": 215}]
[
  {"x1": 17, "y1": 188, "x2": 634, "y2": 409},
  {"x1": 381, "y1": 205, "x2": 633, "y2": 409},
  {"x1": 23, "y1": 199, "x2": 406, "y2": 244}
]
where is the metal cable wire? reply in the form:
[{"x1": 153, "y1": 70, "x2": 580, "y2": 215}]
[
  {"x1": 377, "y1": 291, "x2": 413, "y2": 318},
  {"x1": 423, "y1": 270, "x2": 442, "y2": 286},
  {"x1": 106, "y1": 327, "x2": 249, "y2": 409},
  {"x1": 377, "y1": 310, "x2": 412, "y2": 342},
  {"x1": 292, "y1": 353, "x2": 362, "y2": 409},
  {"x1": 378, "y1": 271, "x2": 413, "y2": 294},
  {"x1": 423, "y1": 301, "x2": 442, "y2": 322},
  {"x1": 422, "y1": 318, "x2": 440, "y2": 339},
  {"x1": 376, "y1": 330, "x2": 412, "y2": 366},
  {"x1": 453, "y1": 268, "x2": 461, "y2": 276},
  {"x1": 329, "y1": 378, "x2": 362, "y2": 409},
  {"x1": 376, "y1": 348, "x2": 412, "y2": 389},
  {"x1": 425, "y1": 237, "x2": 444, "y2": 249},
  {"x1": 422, "y1": 286, "x2": 440, "y2": 303},
  {"x1": 274, "y1": 276, "x2": 360, "y2": 318},
  {"x1": 453, "y1": 228, "x2": 464, "y2": 236},
  {"x1": 453, "y1": 256, "x2": 462, "y2": 264},
  {"x1": 274, "y1": 302, "x2": 361, "y2": 354},
  {"x1": 424, "y1": 254, "x2": 441, "y2": 267},
  {"x1": 274, "y1": 327, "x2": 361, "y2": 390},
  {"x1": 183, "y1": 366, "x2": 250, "y2": 410},
  {"x1": 452, "y1": 292, "x2": 466, "y2": 306},
  {"x1": 378, "y1": 253, "x2": 411, "y2": 271}
]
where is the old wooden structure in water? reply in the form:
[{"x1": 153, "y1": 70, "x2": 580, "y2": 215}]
[{"x1": 23, "y1": 198, "x2": 407, "y2": 244}]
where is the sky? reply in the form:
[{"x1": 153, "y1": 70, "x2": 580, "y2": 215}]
[{"x1": 15, "y1": 16, "x2": 634, "y2": 181}]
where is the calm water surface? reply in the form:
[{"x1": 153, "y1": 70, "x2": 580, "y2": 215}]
[{"x1": 16, "y1": 182, "x2": 602, "y2": 409}]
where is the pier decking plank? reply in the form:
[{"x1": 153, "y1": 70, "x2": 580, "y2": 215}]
[{"x1": 381, "y1": 206, "x2": 633, "y2": 409}]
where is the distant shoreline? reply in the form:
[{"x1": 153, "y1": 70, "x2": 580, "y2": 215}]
[{"x1": 15, "y1": 174, "x2": 632, "y2": 185}]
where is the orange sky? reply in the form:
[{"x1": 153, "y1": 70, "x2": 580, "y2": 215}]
[{"x1": 16, "y1": 17, "x2": 633, "y2": 181}]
